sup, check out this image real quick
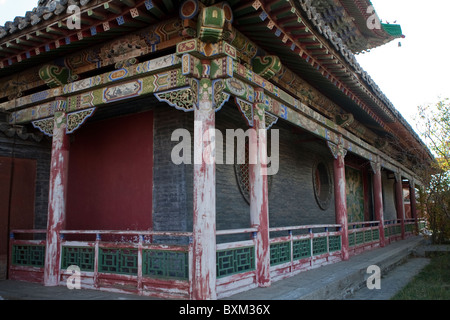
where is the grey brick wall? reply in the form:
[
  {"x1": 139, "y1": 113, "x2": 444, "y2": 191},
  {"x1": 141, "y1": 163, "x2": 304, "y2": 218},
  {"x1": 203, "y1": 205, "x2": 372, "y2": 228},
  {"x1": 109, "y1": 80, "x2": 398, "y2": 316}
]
[
  {"x1": 152, "y1": 102, "x2": 399, "y2": 242},
  {"x1": 152, "y1": 104, "x2": 193, "y2": 244}
]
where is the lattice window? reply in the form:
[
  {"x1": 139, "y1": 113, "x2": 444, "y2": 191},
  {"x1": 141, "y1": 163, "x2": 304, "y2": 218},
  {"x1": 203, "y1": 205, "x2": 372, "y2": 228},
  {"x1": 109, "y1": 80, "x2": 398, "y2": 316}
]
[
  {"x1": 293, "y1": 239, "x2": 311, "y2": 260},
  {"x1": 216, "y1": 246, "x2": 255, "y2": 278},
  {"x1": 12, "y1": 245, "x2": 45, "y2": 267},
  {"x1": 364, "y1": 230, "x2": 373, "y2": 243},
  {"x1": 61, "y1": 246, "x2": 95, "y2": 271},
  {"x1": 142, "y1": 250, "x2": 189, "y2": 280},
  {"x1": 355, "y1": 231, "x2": 364, "y2": 245},
  {"x1": 372, "y1": 229, "x2": 380, "y2": 241},
  {"x1": 312, "y1": 237, "x2": 328, "y2": 256},
  {"x1": 270, "y1": 242, "x2": 291, "y2": 266},
  {"x1": 328, "y1": 235, "x2": 341, "y2": 252},
  {"x1": 99, "y1": 248, "x2": 138, "y2": 275},
  {"x1": 348, "y1": 232, "x2": 356, "y2": 247}
]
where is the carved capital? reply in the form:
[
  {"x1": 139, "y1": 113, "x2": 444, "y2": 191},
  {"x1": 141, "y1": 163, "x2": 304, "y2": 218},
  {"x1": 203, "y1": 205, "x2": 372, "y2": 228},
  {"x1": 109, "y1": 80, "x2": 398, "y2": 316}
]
[
  {"x1": 370, "y1": 160, "x2": 381, "y2": 175},
  {"x1": 66, "y1": 108, "x2": 95, "y2": 134},
  {"x1": 394, "y1": 170, "x2": 402, "y2": 182},
  {"x1": 235, "y1": 97, "x2": 253, "y2": 127},
  {"x1": 32, "y1": 118, "x2": 54, "y2": 137},
  {"x1": 155, "y1": 86, "x2": 197, "y2": 112},
  {"x1": 327, "y1": 141, "x2": 347, "y2": 160}
]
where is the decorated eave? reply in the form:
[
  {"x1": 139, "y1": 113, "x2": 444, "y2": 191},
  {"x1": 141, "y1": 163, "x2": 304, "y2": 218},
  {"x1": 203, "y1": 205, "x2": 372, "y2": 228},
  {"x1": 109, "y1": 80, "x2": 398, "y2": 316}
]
[
  {"x1": 0, "y1": 0, "x2": 432, "y2": 171},
  {"x1": 0, "y1": 0, "x2": 178, "y2": 76},
  {"x1": 314, "y1": 0, "x2": 404, "y2": 54}
]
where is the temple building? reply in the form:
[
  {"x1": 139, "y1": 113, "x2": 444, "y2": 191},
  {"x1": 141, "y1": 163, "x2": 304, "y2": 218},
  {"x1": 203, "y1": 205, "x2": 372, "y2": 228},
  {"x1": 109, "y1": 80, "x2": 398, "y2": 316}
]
[{"x1": 0, "y1": 0, "x2": 432, "y2": 299}]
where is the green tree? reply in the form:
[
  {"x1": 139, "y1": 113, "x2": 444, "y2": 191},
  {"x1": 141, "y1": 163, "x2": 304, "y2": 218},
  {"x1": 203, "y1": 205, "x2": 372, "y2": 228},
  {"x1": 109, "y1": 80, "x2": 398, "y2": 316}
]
[{"x1": 416, "y1": 98, "x2": 450, "y2": 244}]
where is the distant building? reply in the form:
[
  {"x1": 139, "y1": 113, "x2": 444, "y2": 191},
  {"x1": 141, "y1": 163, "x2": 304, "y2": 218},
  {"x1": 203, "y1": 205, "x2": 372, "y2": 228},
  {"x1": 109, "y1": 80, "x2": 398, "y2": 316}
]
[{"x1": 0, "y1": 0, "x2": 432, "y2": 299}]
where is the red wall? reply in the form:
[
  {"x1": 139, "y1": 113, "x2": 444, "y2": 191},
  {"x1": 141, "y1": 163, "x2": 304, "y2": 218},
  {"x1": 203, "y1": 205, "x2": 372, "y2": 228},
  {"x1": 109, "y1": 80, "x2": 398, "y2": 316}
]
[{"x1": 66, "y1": 111, "x2": 153, "y2": 232}]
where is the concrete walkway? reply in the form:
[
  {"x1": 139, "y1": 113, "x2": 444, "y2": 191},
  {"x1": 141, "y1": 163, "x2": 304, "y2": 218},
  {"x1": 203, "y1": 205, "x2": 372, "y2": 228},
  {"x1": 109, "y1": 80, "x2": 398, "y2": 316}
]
[{"x1": 0, "y1": 236, "x2": 427, "y2": 300}]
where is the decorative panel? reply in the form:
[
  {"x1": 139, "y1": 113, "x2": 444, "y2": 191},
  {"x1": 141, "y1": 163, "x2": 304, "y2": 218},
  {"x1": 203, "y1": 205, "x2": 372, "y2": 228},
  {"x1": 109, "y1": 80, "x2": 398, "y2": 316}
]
[
  {"x1": 142, "y1": 250, "x2": 189, "y2": 280},
  {"x1": 61, "y1": 246, "x2": 95, "y2": 271},
  {"x1": 99, "y1": 248, "x2": 138, "y2": 275},
  {"x1": 12, "y1": 245, "x2": 45, "y2": 267},
  {"x1": 216, "y1": 246, "x2": 255, "y2": 278},
  {"x1": 312, "y1": 237, "x2": 327, "y2": 256},
  {"x1": 293, "y1": 239, "x2": 311, "y2": 260},
  {"x1": 270, "y1": 242, "x2": 291, "y2": 266}
]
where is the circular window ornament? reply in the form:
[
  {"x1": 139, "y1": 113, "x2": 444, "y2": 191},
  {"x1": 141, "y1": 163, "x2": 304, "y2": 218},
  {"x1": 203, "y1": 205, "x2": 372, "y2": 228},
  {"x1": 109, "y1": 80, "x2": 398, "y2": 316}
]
[
  {"x1": 234, "y1": 145, "x2": 272, "y2": 204},
  {"x1": 313, "y1": 160, "x2": 332, "y2": 210}
]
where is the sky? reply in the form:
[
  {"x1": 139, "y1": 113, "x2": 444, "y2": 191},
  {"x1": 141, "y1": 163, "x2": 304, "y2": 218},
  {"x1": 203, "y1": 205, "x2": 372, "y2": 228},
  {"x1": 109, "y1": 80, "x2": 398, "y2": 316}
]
[{"x1": 0, "y1": 0, "x2": 449, "y2": 127}]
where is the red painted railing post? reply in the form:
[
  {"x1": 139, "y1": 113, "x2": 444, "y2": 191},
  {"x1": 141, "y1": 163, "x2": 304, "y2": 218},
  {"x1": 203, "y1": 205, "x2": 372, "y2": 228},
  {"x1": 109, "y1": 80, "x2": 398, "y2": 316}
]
[
  {"x1": 44, "y1": 102, "x2": 69, "y2": 286},
  {"x1": 328, "y1": 140, "x2": 349, "y2": 261},
  {"x1": 249, "y1": 96, "x2": 271, "y2": 288}
]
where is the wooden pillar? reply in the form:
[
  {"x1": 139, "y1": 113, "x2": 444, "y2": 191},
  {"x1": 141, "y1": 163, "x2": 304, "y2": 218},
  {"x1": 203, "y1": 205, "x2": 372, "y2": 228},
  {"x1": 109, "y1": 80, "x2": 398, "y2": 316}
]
[
  {"x1": 44, "y1": 103, "x2": 69, "y2": 286},
  {"x1": 249, "y1": 93, "x2": 271, "y2": 287},
  {"x1": 371, "y1": 160, "x2": 386, "y2": 247},
  {"x1": 192, "y1": 61, "x2": 217, "y2": 300},
  {"x1": 409, "y1": 180, "x2": 419, "y2": 233},
  {"x1": 395, "y1": 171, "x2": 406, "y2": 240},
  {"x1": 328, "y1": 141, "x2": 349, "y2": 261}
]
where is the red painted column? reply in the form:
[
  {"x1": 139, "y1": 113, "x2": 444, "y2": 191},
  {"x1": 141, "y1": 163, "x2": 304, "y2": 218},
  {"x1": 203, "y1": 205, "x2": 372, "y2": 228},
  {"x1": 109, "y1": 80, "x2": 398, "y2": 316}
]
[
  {"x1": 44, "y1": 105, "x2": 69, "y2": 286},
  {"x1": 409, "y1": 180, "x2": 419, "y2": 233},
  {"x1": 329, "y1": 142, "x2": 349, "y2": 261},
  {"x1": 249, "y1": 99, "x2": 271, "y2": 287},
  {"x1": 192, "y1": 63, "x2": 217, "y2": 300},
  {"x1": 372, "y1": 161, "x2": 386, "y2": 247},
  {"x1": 395, "y1": 172, "x2": 406, "y2": 240}
]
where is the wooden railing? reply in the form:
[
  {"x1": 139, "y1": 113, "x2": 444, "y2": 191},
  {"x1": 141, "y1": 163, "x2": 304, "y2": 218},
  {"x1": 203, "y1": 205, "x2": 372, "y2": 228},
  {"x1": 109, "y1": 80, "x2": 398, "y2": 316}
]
[
  {"x1": 384, "y1": 219, "x2": 403, "y2": 243},
  {"x1": 268, "y1": 224, "x2": 343, "y2": 282},
  {"x1": 404, "y1": 218, "x2": 417, "y2": 236},
  {"x1": 9, "y1": 218, "x2": 425, "y2": 299},
  {"x1": 348, "y1": 221, "x2": 380, "y2": 255},
  {"x1": 9, "y1": 229, "x2": 47, "y2": 284},
  {"x1": 59, "y1": 230, "x2": 193, "y2": 299},
  {"x1": 215, "y1": 227, "x2": 258, "y2": 298}
]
